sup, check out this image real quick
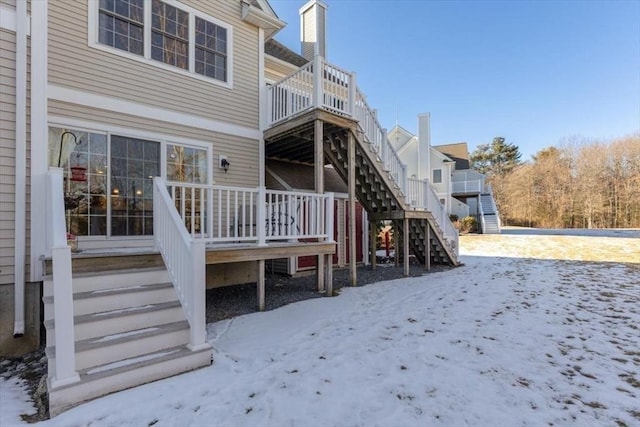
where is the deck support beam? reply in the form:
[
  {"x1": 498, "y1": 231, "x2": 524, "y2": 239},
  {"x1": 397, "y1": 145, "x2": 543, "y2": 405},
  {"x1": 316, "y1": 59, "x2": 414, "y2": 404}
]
[
  {"x1": 348, "y1": 131, "x2": 357, "y2": 286},
  {"x1": 314, "y1": 119, "x2": 325, "y2": 292},
  {"x1": 425, "y1": 224, "x2": 431, "y2": 271},
  {"x1": 403, "y1": 218, "x2": 410, "y2": 276},
  {"x1": 325, "y1": 254, "x2": 333, "y2": 296},
  {"x1": 257, "y1": 259, "x2": 265, "y2": 311},
  {"x1": 370, "y1": 220, "x2": 377, "y2": 270}
]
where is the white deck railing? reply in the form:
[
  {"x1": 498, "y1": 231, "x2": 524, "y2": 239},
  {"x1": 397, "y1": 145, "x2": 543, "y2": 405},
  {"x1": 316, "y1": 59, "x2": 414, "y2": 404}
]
[
  {"x1": 165, "y1": 182, "x2": 334, "y2": 244},
  {"x1": 452, "y1": 179, "x2": 482, "y2": 194},
  {"x1": 407, "y1": 177, "x2": 459, "y2": 255},
  {"x1": 268, "y1": 56, "x2": 460, "y2": 255},
  {"x1": 154, "y1": 178, "x2": 207, "y2": 350},
  {"x1": 46, "y1": 168, "x2": 80, "y2": 388}
]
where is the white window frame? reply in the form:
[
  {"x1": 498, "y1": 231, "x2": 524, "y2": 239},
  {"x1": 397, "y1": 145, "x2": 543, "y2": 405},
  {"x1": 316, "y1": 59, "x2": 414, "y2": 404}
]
[
  {"x1": 88, "y1": 0, "x2": 234, "y2": 89},
  {"x1": 433, "y1": 168, "x2": 442, "y2": 184},
  {"x1": 48, "y1": 118, "x2": 214, "y2": 243}
]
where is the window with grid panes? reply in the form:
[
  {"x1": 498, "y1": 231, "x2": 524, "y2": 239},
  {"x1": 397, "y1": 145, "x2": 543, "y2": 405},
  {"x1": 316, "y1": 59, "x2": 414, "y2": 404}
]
[
  {"x1": 98, "y1": 0, "x2": 144, "y2": 56},
  {"x1": 94, "y1": 0, "x2": 231, "y2": 84},
  {"x1": 151, "y1": 0, "x2": 189, "y2": 70},
  {"x1": 195, "y1": 17, "x2": 227, "y2": 82}
]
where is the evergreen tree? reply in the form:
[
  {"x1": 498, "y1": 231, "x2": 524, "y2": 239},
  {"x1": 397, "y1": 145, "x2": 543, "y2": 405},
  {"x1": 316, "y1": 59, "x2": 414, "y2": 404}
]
[{"x1": 470, "y1": 137, "x2": 522, "y2": 177}]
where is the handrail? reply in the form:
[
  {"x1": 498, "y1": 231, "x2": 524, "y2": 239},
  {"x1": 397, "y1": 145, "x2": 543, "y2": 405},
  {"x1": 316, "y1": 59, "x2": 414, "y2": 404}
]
[
  {"x1": 267, "y1": 56, "x2": 462, "y2": 255},
  {"x1": 46, "y1": 167, "x2": 80, "y2": 388},
  {"x1": 452, "y1": 179, "x2": 482, "y2": 194},
  {"x1": 153, "y1": 178, "x2": 206, "y2": 350}
]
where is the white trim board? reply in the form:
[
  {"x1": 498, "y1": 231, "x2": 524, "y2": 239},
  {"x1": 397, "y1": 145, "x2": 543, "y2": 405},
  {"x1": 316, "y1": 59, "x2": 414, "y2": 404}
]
[
  {"x1": 48, "y1": 85, "x2": 262, "y2": 141},
  {"x1": 0, "y1": 6, "x2": 31, "y2": 34}
]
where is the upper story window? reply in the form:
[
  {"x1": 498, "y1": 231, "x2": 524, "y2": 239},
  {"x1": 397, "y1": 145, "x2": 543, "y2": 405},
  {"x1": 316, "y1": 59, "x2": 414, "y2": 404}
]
[
  {"x1": 91, "y1": 0, "x2": 233, "y2": 87},
  {"x1": 152, "y1": 0, "x2": 189, "y2": 70},
  {"x1": 195, "y1": 17, "x2": 227, "y2": 81},
  {"x1": 99, "y1": 0, "x2": 144, "y2": 55},
  {"x1": 433, "y1": 169, "x2": 442, "y2": 184}
]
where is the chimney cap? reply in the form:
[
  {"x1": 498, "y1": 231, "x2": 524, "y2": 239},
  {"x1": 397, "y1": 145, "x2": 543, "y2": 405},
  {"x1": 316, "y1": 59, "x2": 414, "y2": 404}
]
[{"x1": 299, "y1": 0, "x2": 328, "y2": 15}]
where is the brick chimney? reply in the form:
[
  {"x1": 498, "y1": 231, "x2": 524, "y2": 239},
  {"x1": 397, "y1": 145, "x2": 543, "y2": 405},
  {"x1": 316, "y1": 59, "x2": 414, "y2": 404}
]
[{"x1": 300, "y1": 0, "x2": 328, "y2": 60}]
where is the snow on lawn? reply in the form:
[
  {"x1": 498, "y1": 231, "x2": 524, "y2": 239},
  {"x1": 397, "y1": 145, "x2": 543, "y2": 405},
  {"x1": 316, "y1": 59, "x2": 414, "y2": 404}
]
[{"x1": 2, "y1": 229, "x2": 639, "y2": 426}]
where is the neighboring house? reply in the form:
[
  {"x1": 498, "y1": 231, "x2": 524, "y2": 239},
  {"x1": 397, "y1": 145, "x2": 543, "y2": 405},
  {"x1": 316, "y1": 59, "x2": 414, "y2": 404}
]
[
  {"x1": 388, "y1": 116, "x2": 501, "y2": 233},
  {"x1": 1, "y1": 0, "x2": 459, "y2": 415}
]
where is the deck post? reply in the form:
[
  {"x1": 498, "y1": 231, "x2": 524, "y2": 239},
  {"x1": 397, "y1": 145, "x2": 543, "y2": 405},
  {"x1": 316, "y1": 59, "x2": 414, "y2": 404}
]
[
  {"x1": 370, "y1": 220, "x2": 377, "y2": 270},
  {"x1": 348, "y1": 131, "x2": 357, "y2": 286},
  {"x1": 314, "y1": 56, "x2": 323, "y2": 109},
  {"x1": 403, "y1": 217, "x2": 410, "y2": 277},
  {"x1": 189, "y1": 240, "x2": 207, "y2": 350},
  {"x1": 257, "y1": 186, "x2": 266, "y2": 246},
  {"x1": 315, "y1": 119, "x2": 325, "y2": 292},
  {"x1": 394, "y1": 221, "x2": 400, "y2": 267},
  {"x1": 257, "y1": 259, "x2": 265, "y2": 311},
  {"x1": 426, "y1": 223, "x2": 431, "y2": 271},
  {"x1": 325, "y1": 254, "x2": 333, "y2": 297},
  {"x1": 349, "y1": 72, "x2": 357, "y2": 117}
]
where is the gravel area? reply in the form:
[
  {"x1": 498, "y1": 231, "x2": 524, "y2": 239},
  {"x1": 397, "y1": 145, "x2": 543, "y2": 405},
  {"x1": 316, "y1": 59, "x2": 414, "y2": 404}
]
[{"x1": 206, "y1": 261, "x2": 451, "y2": 323}]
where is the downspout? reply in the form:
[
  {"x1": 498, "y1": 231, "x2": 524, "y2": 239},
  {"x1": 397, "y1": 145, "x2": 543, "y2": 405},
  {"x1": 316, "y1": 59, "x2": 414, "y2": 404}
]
[{"x1": 13, "y1": 0, "x2": 28, "y2": 336}]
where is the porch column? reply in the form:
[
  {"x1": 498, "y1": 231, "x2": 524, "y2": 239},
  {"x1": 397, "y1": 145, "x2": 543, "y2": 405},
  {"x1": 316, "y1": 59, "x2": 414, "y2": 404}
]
[
  {"x1": 314, "y1": 119, "x2": 325, "y2": 291},
  {"x1": 403, "y1": 217, "x2": 410, "y2": 276},
  {"x1": 257, "y1": 259, "x2": 265, "y2": 311},
  {"x1": 348, "y1": 131, "x2": 357, "y2": 286}
]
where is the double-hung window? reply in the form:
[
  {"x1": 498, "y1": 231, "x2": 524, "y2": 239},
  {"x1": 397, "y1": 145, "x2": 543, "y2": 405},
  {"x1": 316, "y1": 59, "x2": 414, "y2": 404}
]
[
  {"x1": 433, "y1": 169, "x2": 442, "y2": 184},
  {"x1": 98, "y1": 0, "x2": 144, "y2": 56},
  {"x1": 92, "y1": 0, "x2": 232, "y2": 85}
]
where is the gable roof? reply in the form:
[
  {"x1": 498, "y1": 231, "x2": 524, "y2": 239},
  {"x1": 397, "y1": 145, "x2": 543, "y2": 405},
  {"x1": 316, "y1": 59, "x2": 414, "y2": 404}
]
[
  {"x1": 433, "y1": 143, "x2": 470, "y2": 170},
  {"x1": 265, "y1": 39, "x2": 309, "y2": 67}
]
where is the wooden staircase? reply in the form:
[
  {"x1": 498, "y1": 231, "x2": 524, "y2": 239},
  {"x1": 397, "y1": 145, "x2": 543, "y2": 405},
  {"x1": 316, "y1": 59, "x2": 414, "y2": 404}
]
[
  {"x1": 43, "y1": 252, "x2": 212, "y2": 416},
  {"x1": 323, "y1": 128, "x2": 458, "y2": 266}
]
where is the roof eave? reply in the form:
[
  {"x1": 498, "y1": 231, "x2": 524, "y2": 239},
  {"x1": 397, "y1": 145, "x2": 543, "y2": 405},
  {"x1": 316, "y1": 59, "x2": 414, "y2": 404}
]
[{"x1": 241, "y1": 1, "x2": 286, "y2": 39}]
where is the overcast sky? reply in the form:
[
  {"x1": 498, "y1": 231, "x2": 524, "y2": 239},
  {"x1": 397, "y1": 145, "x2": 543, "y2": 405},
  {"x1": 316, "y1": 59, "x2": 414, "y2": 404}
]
[{"x1": 269, "y1": 0, "x2": 640, "y2": 160}]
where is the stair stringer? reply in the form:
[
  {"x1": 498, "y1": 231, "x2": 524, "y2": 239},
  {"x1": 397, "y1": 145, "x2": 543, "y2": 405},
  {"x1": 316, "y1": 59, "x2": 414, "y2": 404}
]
[{"x1": 324, "y1": 128, "x2": 459, "y2": 266}]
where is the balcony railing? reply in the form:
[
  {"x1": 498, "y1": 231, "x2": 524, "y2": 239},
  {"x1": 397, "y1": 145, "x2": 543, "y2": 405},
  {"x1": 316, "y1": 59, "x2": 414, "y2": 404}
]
[
  {"x1": 452, "y1": 179, "x2": 482, "y2": 194},
  {"x1": 267, "y1": 56, "x2": 458, "y2": 257}
]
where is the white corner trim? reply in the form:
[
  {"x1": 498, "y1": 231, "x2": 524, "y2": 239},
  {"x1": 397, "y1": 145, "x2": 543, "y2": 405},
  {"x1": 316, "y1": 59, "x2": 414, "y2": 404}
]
[
  {"x1": 48, "y1": 85, "x2": 262, "y2": 140},
  {"x1": 0, "y1": 6, "x2": 31, "y2": 34},
  {"x1": 258, "y1": 28, "x2": 266, "y2": 187},
  {"x1": 30, "y1": 0, "x2": 48, "y2": 282}
]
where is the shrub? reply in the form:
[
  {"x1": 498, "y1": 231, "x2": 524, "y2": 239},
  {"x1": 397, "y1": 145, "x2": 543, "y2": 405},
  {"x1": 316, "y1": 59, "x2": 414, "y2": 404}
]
[{"x1": 459, "y1": 216, "x2": 478, "y2": 234}]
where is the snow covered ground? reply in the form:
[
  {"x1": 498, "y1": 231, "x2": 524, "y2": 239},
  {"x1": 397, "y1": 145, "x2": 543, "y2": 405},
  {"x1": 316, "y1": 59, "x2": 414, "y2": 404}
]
[{"x1": 2, "y1": 228, "x2": 639, "y2": 426}]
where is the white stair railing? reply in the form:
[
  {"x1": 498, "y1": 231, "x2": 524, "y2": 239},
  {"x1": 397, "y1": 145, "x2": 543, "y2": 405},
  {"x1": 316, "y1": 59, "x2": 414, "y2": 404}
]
[
  {"x1": 153, "y1": 178, "x2": 207, "y2": 350},
  {"x1": 268, "y1": 56, "x2": 462, "y2": 255},
  {"x1": 421, "y1": 179, "x2": 459, "y2": 255},
  {"x1": 46, "y1": 168, "x2": 80, "y2": 388}
]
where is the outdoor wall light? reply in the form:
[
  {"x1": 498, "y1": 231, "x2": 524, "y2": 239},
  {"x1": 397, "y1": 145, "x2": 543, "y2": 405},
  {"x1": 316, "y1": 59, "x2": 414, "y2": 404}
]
[{"x1": 220, "y1": 156, "x2": 230, "y2": 173}]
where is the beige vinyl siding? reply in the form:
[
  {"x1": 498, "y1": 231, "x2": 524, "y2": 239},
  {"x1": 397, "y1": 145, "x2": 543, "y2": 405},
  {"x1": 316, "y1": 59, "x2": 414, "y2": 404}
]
[
  {"x1": 265, "y1": 56, "x2": 299, "y2": 83},
  {"x1": 49, "y1": 100, "x2": 260, "y2": 188},
  {"x1": 0, "y1": 29, "x2": 16, "y2": 284},
  {"x1": 48, "y1": 0, "x2": 260, "y2": 130},
  {"x1": 302, "y1": 9, "x2": 314, "y2": 60},
  {"x1": 0, "y1": 27, "x2": 31, "y2": 285}
]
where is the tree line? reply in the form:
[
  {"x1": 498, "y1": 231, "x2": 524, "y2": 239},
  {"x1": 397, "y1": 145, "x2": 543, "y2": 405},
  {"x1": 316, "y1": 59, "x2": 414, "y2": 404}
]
[{"x1": 470, "y1": 134, "x2": 640, "y2": 229}]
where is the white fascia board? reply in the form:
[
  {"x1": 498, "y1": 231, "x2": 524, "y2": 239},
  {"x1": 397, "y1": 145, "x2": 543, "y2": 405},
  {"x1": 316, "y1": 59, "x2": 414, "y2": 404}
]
[{"x1": 48, "y1": 85, "x2": 262, "y2": 141}]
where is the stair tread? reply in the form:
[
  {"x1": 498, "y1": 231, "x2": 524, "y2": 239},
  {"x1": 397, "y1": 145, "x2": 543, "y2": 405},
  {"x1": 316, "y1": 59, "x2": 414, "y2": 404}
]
[
  {"x1": 50, "y1": 344, "x2": 212, "y2": 391},
  {"x1": 47, "y1": 320, "x2": 190, "y2": 355},
  {"x1": 74, "y1": 282, "x2": 173, "y2": 300},
  {"x1": 44, "y1": 300, "x2": 182, "y2": 329}
]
